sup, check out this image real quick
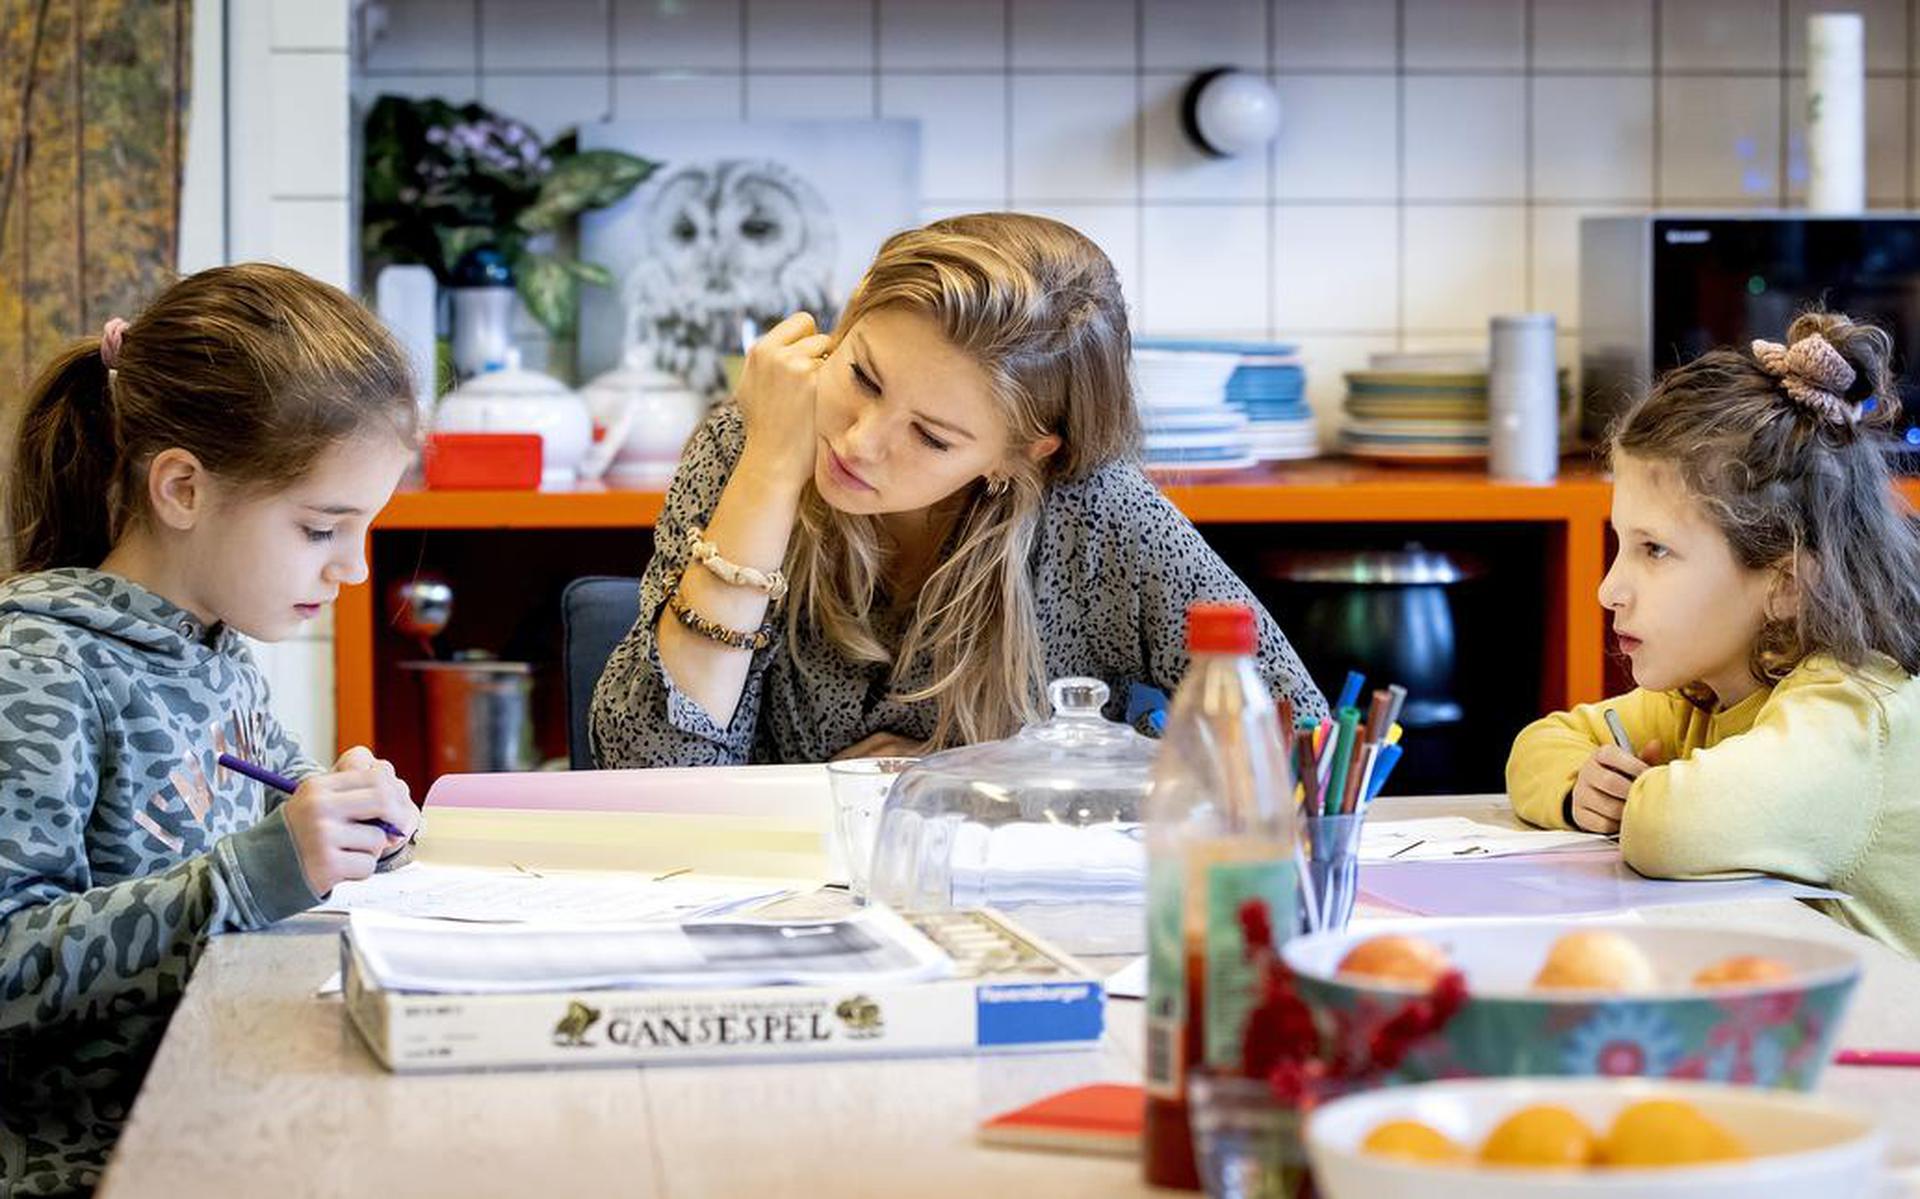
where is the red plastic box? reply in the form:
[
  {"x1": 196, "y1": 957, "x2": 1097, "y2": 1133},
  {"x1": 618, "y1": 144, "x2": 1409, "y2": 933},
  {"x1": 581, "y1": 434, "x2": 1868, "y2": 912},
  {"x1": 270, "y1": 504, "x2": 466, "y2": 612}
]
[{"x1": 421, "y1": 432, "x2": 543, "y2": 490}]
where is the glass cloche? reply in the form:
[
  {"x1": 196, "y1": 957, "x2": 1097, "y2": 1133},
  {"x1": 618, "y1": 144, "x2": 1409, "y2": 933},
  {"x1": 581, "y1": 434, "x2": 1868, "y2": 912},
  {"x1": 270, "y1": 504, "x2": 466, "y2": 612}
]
[{"x1": 868, "y1": 677, "x2": 1154, "y2": 955}]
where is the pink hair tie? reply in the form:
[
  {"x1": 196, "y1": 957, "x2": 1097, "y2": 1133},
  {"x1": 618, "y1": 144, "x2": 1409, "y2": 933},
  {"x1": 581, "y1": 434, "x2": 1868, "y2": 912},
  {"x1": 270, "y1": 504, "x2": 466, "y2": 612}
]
[
  {"x1": 100, "y1": 318, "x2": 130, "y2": 370},
  {"x1": 1750, "y1": 334, "x2": 1859, "y2": 426}
]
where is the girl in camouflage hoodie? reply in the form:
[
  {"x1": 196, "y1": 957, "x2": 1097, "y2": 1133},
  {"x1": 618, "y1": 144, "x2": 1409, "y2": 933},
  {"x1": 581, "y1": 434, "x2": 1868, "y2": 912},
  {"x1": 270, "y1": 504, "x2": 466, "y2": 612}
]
[{"x1": 0, "y1": 263, "x2": 422, "y2": 1197}]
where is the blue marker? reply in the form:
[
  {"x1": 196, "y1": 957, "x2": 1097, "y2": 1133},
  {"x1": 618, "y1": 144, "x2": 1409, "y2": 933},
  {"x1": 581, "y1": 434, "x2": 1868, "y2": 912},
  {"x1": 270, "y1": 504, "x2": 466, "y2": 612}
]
[
  {"x1": 218, "y1": 753, "x2": 406, "y2": 838},
  {"x1": 1363, "y1": 743, "x2": 1403, "y2": 803},
  {"x1": 1335, "y1": 669, "x2": 1366, "y2": 712}
]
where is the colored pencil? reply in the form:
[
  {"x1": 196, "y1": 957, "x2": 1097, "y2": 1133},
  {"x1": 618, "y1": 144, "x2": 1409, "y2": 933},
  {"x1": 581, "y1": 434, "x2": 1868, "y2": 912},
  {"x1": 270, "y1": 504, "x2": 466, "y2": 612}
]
[{"x1": 218, "y1": 753, "x2": 405, "y2": 839}]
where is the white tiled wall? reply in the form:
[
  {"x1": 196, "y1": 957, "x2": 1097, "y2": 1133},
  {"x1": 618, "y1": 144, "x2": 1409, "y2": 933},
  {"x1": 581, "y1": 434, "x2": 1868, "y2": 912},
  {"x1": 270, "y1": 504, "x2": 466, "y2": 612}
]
[
  {"x1": 234, "y1": 0, "x2": 1920, "y2": 755},
  {"x1": 354, "y1": 0, "x2": 1920, "y2": 426},
  {"x1": 219, "y1": 0, "x2": 357, "y2": 758}
]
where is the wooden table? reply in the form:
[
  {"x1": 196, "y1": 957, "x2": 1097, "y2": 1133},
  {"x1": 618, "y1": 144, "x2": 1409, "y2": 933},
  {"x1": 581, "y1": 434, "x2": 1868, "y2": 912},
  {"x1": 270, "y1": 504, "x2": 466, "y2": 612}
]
[{"x1": 100, "y1": 799, "x2": 1920, "y2": 1198}]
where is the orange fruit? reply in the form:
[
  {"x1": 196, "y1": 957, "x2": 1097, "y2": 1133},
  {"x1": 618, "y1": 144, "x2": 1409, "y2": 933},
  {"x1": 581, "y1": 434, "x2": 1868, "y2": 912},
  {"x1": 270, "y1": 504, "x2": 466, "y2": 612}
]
[
  {"x1": 1336, "y1": 935, "x2": 1453, "y2": 988},
  {"x1": 1532, "y1": 931, "x2": 1658, "y2": 993},
  {"x1": 1692, "y1": 955, "x2": 1795, "y2": 987},
  {"x1": 1600, "y1": 1099, "x2": 1748, "y2": 1168},
  {"x1": 1478, "y1": 1105, "x2": 1598, "y2": 1169},
  {"x1": 1361, "y1": 1119, "x2": 1467, "y2": 1164}
]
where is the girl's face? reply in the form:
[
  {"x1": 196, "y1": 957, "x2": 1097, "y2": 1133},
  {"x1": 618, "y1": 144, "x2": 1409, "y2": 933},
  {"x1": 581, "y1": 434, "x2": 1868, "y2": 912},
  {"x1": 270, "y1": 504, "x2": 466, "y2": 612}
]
[
  {"x1": 811, "y1": 306, "x2": 1036, "y2": 517},
  {"x1": 1598, "y1": 453, "x2": 1783, "y2": 707},
  {"x1": 187, "y1": 431, "x2": 414, "y2": 641}
]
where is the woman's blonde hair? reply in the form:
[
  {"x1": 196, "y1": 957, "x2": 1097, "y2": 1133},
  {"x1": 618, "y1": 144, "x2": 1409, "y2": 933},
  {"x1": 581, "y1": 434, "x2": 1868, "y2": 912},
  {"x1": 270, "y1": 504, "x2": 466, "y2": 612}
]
[
  {"x1": 1611, "y1": 310, "x2": 1920, "y2": 698},
  {"x1": 7, "y1": 262, "x2": 417, "y2": 576},
  {"x1": 784, "y1": 213, "x2": 1141, "y2": 748}
]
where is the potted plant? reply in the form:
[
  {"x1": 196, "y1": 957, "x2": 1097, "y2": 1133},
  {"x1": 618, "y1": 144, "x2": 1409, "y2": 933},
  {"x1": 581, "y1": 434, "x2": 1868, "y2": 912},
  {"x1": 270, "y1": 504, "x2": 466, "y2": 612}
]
[{"x1": 362, "y1": 95, "x2": 656, "y2": 367}]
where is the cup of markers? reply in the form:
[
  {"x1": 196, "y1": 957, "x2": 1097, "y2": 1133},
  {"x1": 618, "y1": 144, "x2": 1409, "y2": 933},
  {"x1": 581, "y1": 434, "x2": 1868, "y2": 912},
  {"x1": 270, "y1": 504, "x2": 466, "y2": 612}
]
[{"x1": 1284, "y1": 671, "x2": 1407, "y2": 935}]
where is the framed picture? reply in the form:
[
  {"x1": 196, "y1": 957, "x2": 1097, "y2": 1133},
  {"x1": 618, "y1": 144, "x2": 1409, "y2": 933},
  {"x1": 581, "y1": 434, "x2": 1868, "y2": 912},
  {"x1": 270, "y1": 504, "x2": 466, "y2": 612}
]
[{"x1": 578, "y1": 119, "x2": 921, "y2": 395}]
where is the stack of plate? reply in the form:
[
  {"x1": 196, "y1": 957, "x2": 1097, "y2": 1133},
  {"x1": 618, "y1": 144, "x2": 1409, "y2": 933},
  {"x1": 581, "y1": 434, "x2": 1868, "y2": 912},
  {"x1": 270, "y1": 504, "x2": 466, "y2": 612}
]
[
  {"x1": 1339, "y1": 352, "x2": 1568, "y2": 465},
  {"x1": 1136, "y1": 340, "x2": 1316, "y2": 468},
  {"x1": 1132, "y1": 345, "x2": 1256, "y2": 472}
]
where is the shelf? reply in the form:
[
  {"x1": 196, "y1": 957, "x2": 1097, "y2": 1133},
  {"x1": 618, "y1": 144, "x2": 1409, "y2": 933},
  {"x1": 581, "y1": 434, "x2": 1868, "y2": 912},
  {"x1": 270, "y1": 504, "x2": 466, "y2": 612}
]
[
  {"x1": 336, "y1": 462, "x2": 1920, "y2": 764},
  {"x1": 371, "y1": 459, "x2": 1615, "y2": 530}
]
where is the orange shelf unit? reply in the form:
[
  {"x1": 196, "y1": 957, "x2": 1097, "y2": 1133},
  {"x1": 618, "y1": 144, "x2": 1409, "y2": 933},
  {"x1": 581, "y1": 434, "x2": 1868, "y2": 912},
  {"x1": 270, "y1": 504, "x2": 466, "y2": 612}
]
[{"x1": 332, "y1": 464, "x2": 1920, "y2": 757}]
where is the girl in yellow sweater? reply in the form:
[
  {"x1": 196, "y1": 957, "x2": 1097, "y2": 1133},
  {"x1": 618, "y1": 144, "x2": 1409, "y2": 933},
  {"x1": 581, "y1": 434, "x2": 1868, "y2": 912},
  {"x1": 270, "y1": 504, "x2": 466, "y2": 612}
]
[{"x1": 1508, "y1": 312, "x2": 1920, "y2": 956}]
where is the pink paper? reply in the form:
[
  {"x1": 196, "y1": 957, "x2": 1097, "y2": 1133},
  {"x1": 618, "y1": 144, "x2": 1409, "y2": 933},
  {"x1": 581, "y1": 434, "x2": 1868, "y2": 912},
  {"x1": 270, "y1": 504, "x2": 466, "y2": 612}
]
[{"x1": 423, "y1": 764, "x2": 830, "y2": 820}]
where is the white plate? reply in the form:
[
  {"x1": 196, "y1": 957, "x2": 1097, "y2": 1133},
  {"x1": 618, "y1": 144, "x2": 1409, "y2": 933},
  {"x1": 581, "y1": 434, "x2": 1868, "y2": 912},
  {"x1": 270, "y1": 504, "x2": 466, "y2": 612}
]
[{"x1": 1307, "y1": 1077, "x2": 1884, "y2": 1199}]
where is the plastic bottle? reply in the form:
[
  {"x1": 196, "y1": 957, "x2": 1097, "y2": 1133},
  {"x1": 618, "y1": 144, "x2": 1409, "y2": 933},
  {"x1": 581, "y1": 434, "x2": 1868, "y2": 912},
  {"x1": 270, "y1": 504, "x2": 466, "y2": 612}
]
[{"x1": 1141, "y1": 602, "x2": 1300, "y2": 1189}]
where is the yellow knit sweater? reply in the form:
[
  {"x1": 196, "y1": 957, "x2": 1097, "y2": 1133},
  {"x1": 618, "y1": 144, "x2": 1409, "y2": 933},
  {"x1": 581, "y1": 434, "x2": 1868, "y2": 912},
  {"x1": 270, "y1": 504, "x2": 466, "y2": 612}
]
[{"x1": 1507, "y1": 653, "x2": 1920, "y2": 958}]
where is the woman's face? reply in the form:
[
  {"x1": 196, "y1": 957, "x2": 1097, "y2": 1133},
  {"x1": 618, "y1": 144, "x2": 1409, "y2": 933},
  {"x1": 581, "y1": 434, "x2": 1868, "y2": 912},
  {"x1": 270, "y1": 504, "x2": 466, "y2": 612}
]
[{"x1": 811, "y1": 306, "x2": 1025, "y2": 517}]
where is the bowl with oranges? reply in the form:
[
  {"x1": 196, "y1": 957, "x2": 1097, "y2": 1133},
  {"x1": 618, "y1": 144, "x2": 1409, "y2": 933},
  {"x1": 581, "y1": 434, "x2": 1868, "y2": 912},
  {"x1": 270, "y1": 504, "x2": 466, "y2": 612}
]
[
  {"x1": 1281, "y1": 920, "x2": 1860, "y2": 1090},
  {"x1": 1305, "y1": 1076, "x2": 1882, "y2": 1198}
]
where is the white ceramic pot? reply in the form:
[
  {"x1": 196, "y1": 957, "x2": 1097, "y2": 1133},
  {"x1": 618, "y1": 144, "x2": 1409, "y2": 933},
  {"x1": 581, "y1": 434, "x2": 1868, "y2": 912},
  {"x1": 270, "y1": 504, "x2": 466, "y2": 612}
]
[
  {"x1": 579, "y1": 346, "x2": 710, "y2": 486},
  {"x1": 432, "y1": 349, "x2": 594, "y2": 487}
]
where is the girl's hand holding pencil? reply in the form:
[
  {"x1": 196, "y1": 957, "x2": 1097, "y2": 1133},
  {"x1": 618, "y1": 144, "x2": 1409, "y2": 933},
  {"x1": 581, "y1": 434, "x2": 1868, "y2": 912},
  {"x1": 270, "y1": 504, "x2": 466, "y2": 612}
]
[
  {"x1": 279, "y1": 746, "x2": 418, "y2": 898},
  {"x1": 1568, "y1": 737, "x2": 1668, "y2": 835}
]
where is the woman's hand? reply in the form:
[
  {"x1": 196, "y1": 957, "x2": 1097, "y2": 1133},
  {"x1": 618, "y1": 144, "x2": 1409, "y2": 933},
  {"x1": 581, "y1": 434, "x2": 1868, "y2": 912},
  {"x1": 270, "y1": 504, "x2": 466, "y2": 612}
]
[
  {"x1": 735, "y1": 311, "x2": 833, "y2": 494},
  {"x1": 279, "y1": 746, "x2": 418, "y2": 897},
  {"x1": 833, "y1": 732, "x2": 926, "y2": 762},
  {"x1": 1568, "y1": 739, "x2": 1667, "y2": 834}
]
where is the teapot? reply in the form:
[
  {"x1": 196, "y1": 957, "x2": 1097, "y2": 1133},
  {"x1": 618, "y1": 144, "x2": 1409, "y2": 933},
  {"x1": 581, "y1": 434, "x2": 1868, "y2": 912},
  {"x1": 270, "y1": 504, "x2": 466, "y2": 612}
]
[{"x1": 432, "y1": 349, "x2": 594, "y2": 487}]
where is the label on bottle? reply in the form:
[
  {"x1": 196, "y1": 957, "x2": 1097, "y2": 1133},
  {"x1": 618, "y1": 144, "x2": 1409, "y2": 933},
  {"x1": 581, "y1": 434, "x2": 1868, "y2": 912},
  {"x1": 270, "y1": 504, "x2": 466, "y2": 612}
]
[
  {"x1": 1202, "y1": 856, "x2": 1298, "y2": 1069},
  {"x1": 1143, "y1": 856, "x2": 1185, "y2": 1099}
]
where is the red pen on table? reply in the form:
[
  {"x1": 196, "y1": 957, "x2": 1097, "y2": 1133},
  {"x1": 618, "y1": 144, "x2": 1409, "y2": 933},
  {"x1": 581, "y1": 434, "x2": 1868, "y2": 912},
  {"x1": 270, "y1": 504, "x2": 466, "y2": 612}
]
[
  {"x1": 217, "y1": 753, "x2": 406, "y2": 839},
  {"x1": 1834, "y1": 1049, "x2": 1920, "y2": 1067}
]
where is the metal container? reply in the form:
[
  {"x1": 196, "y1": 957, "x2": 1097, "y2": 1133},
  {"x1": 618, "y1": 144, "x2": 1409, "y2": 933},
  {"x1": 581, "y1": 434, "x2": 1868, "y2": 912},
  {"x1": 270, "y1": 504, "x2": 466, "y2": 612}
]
[
  {"x1": 1261, "y1": 546, "x2": 1483, "y2": 792},
  {"x1": 402, "y1": 659, "x2": 537, "y2": 776},
  {"x1": 1488, "y1": 312, "x2": 1560, "y2": 483}
]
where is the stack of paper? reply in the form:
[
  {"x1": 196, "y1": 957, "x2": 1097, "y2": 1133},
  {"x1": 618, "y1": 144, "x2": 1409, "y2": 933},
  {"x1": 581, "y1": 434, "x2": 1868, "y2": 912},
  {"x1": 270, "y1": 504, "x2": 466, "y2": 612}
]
[
  {"x1": 348, "y1": 907, "x2": 953, "y2": 994},
  {"x1": 318, "y1": 862, "x2": 792, "y2": 924}
]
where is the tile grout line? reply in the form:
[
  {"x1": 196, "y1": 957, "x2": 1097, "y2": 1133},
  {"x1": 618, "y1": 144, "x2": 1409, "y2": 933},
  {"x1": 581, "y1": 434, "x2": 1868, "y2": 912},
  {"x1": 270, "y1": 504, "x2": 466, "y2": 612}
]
[
  {"x1": 1651, "y1": 0, "x2": 1663, "y2": 206},
  {"x1": 1394, "y1": 0, "x2": 1407, "y2": 352},
  {"x1": 1523, "y1": 0, "x2": 1536, "y2": 315},
  {"x1": 1779, "y1": 0, "x2": 1790, "y2": 206},
  {"x1": 1003, "y1": 0, "x2": 1014, "y2": 208},
  {"x1": 1133, "y1": 0, "x2": 1146, "y2": 334}
]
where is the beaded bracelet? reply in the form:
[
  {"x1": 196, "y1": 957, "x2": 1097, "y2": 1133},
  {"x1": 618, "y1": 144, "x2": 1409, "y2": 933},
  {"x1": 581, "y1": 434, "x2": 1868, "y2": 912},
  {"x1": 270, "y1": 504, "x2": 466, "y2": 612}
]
[
  {"x1": 686, "y1": 525, "x2": 788, "y2": 601},
  {"x1": 665, "y1": 576, "x2": 775, "y2": 652}
]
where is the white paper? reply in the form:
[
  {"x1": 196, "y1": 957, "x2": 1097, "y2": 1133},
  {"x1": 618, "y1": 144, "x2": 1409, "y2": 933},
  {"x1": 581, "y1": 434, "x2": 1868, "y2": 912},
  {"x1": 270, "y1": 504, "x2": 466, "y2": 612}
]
[
  {"x1": 317, "y1": 862, "x2": 792, "y2": 924},
  {"x1": 1361, "y1": 849, "x2": 1845, "y2": 919},
  {"x1": 1359, "y1": 813, "x2": 1610, "y2": 863},
  {"x1": 348, "y1": 906, "x2": 954, "y2": 994},
  {"x1": 1105, "y1": 955, "x2": 1146, "y2": 1000}
]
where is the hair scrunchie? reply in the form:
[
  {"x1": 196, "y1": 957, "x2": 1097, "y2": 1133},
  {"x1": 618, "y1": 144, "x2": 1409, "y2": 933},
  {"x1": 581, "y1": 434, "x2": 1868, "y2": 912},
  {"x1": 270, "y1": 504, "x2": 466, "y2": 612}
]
[
  {"x1": 100, "y1": 317, "x2": 130, "y2": 370},
  {"x1": 1750, "y1": 333, "x2": 1860, "y2": 426}
]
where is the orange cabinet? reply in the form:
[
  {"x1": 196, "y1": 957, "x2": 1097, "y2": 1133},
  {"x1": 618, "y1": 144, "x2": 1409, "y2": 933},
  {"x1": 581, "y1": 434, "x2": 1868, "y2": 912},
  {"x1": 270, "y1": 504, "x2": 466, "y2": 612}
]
[{"x1": 333, "y1": 461, "x2": 1920, "y2": 764}]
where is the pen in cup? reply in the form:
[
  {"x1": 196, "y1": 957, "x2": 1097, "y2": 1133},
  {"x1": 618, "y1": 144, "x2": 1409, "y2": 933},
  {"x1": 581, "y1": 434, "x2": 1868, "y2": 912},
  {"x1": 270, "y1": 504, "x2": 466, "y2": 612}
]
[{"x1": 217, "y1": 753, "x2": 406, "y2": 839}]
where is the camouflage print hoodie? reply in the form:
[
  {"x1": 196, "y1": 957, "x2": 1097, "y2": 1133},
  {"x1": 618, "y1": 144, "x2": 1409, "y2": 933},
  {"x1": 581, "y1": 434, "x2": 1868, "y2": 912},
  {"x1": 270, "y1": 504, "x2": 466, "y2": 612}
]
[{"x1": 0, "y1": 569, "x2": 322, "y2": 1198}]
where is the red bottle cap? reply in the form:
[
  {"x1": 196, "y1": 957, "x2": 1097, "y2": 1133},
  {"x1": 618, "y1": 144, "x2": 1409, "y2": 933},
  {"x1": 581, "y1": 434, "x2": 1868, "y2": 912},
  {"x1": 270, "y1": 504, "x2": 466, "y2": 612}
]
[{"x1": 1186, "y1": 602, "x2": 1256, "y2": 654}]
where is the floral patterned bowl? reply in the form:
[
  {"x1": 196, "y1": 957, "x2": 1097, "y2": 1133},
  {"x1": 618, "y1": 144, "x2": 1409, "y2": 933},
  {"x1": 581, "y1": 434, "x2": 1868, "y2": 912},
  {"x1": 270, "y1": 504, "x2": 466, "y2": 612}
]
[{"x1": 1282, "y1": 920, "x2": 1860, "y2": 1091}]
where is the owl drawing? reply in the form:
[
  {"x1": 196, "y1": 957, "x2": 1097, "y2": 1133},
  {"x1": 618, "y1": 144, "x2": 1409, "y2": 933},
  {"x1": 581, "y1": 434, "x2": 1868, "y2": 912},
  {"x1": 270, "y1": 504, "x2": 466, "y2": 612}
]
[{"x1": 620, "y1": 159, "x2": 840, "y2": 396}]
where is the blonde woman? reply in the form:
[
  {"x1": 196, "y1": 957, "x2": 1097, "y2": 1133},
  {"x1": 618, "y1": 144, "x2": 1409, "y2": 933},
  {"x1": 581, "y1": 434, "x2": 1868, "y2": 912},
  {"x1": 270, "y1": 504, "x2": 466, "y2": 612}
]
[{"x1": 591, "y1": 213, "x2": 1326, "y2": 766}]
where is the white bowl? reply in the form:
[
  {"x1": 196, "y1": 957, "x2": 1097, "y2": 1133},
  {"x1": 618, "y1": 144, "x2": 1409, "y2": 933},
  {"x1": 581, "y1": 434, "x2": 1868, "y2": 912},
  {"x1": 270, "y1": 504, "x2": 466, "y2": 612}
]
[{"x1": 1306, "y1": 1077, "x2": 1883, "y2": 1199}]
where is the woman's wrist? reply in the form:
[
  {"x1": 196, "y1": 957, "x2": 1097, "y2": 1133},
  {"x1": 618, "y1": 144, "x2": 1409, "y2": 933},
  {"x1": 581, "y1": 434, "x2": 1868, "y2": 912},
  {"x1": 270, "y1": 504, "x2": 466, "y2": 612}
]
[{"x1": 736, "y1": 439, "x2": 814, "y2": 497}]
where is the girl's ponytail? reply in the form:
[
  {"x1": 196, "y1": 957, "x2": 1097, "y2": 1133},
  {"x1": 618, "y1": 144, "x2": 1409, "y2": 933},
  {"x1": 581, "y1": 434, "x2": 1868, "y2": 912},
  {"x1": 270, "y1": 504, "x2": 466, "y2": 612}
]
[
  {"x1": 7, "y1": 338, "x2": 123, "y2": 574},
  {"x1": 5, "y1": 262, "x2": 417, "y2": 580}
]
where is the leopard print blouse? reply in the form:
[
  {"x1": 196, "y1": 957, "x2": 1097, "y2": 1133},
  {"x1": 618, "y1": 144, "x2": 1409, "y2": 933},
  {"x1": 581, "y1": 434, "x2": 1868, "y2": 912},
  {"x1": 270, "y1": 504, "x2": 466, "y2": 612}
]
[{"x1": 591, "y1": 404, "x2": 1327, "y2": 766}]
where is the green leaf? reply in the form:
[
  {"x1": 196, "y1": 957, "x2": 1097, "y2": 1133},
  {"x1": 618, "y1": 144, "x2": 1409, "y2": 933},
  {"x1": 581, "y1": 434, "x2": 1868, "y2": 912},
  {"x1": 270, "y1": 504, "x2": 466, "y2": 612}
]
[
  {"x1": 516, "y1": 151, "x2": 658, "y2": 234},
  {"x1": 435, "y1": 226, "x2": 500, "y2": 277},
  {"x1": 516, "y1": 251, "x2": 580, "y2": 338},
  {"x1": 561, "y1": 258, "x2": 614, "y2": 288}
]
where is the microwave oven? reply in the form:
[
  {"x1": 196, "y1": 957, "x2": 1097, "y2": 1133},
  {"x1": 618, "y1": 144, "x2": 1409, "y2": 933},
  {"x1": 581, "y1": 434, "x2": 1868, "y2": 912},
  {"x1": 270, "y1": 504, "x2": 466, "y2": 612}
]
[{"x1": 1579, "y1": 213, "x2": 1920, "y2": 464}]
